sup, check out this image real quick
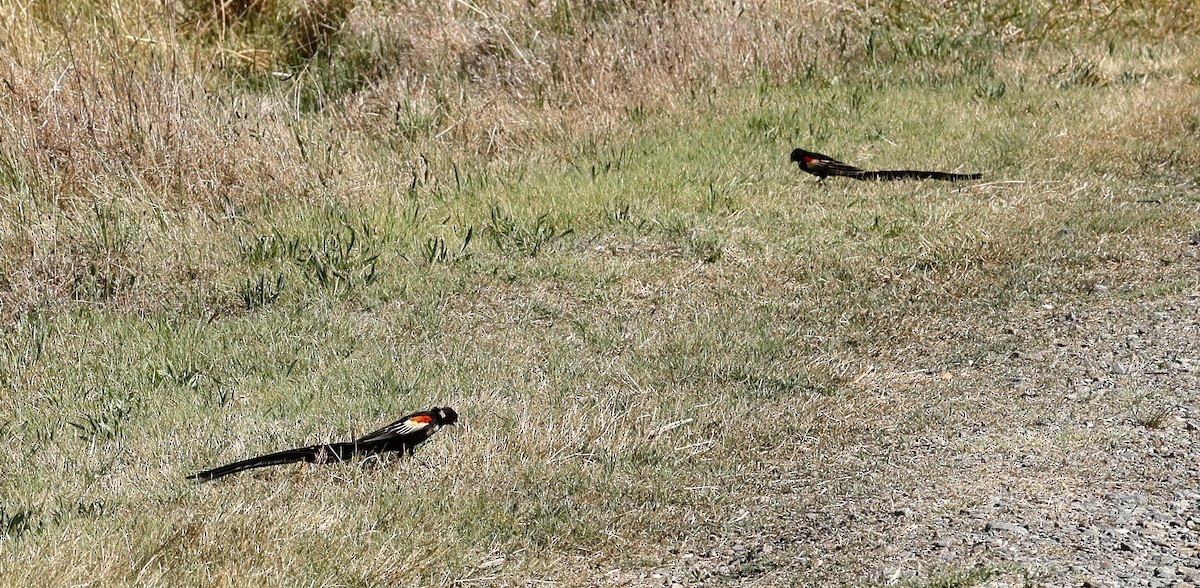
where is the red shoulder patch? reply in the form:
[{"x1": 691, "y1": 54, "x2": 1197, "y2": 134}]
[
  {"x1": 409, "y1": 415, "x2": 434, "y2": 425},
  {"x1": 802, "y1": 156, "x2": 815, "y2": 164}
]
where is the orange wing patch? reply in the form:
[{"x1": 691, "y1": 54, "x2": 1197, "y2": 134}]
[{"x1": 408, "y1": 415, "x2": 433, "y2": 425}]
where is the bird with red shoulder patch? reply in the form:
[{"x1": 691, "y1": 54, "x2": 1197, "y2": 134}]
[
  {"x1": 188, "y1": 406, "x2": 459, "y2": 483},
  {"x1": 354, "y1": 406, "x2": 458, "y2": 451},
  {"x1": 790, "y1": 147, "x2": 981, "y2": 182},
  {"x1": 790, "y1": 148, "x2": 867, "y2": 180}
]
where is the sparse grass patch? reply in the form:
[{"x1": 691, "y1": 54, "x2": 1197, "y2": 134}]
[
  {"x1": 893, "y1": 565, "x2": 1020, "y2": 587},
  {"x1": 1130, "y1": 392, "x2": 1171, "y2": 429}
]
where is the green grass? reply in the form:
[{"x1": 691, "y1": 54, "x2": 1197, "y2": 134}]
[{"x1": 2, "y1": 2, "x2": 1200, "y2": 585}]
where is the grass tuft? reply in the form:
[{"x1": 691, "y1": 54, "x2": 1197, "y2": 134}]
[{"x1": 485, "y1": 206, "x2": 574, "y2": 257}]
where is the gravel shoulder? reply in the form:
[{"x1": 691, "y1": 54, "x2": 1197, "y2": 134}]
[{"x1": 605, "y1": 290, "x2": 1200, "y2": 587}]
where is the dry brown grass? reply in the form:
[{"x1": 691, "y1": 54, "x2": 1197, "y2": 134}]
[{"x1": 3, "y1": 0, "x2": 1197, "y2": 213}]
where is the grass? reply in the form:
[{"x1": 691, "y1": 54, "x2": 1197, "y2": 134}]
[
  {"x1": 893, "y1": 565, "x2": 1021, "y2": 587},
  {"x1": 1, "y1": 0, "x2": 1199, "y2": 585}
]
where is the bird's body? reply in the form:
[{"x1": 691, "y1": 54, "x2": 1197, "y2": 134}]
[
  {"x1": 188, "y1": 406, "x2": 458, "y2": 483},
  {"x1": 790, "y1": 148, "x2": 981, "y2": 182}
]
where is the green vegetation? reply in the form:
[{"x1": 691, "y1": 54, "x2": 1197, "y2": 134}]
[{"x1": 1, "y1": 0, "x2": 1198, "y2": 585}]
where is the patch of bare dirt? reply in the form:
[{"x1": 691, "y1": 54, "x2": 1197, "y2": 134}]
[{"x1": 602, "y1": 289, "x2": 1200, "y2": 587}]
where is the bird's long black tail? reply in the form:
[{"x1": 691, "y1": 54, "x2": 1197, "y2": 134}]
[
  {"x1": 851, "y1": 170, "x2": 982, "y2": 181},
  {"x1": 188, "y1": 441, "x2": 383, "y2": 483}
]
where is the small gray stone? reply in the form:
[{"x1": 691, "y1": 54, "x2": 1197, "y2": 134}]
[
  {"x1": 876, "y1": 564, "x2": 914, "y2": 583},
  {"x1": 976, "y1": 573, "x2": 1025, "y2": 588},
  {"x1": 985, "y1": 521, "x2": 1029, "y2": 536},
  {"x1": 1181, "y1": 566, "x2": 1200, "y2": 582},
  {"x1": 1013, "y1": 349, "x2": 1045, "y2": 361},
  {"x1": 1092, "y1": 284, "x2": 1109, "y2": 295}
]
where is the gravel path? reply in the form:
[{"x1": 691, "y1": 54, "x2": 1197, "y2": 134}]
[{"x1": 604, "y1": 291, "x2": 1200, "y2": 587}]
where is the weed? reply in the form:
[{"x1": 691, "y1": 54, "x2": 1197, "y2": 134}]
[
  {"x1": 287, "y1": 0, "x2": 353, "y2": 62},
  {"x1": 603, "y1": 201, "x2": 634, "y2": 225},
  {"x1": 243, "y1": 209, "x2": 387, "y2": 293},
  {"x1": 148, "y1": 357, "x2": 209, "y2": 389},
  {"x1": 486, "y1": 206, "x2": 573, "y2": 257},
  {"x1": 0, "y1": 312, "x2": 49, "y2": 373},
  {"x1": 0, "y1": 508, "x2": 40, "y2": 540},
  {"x1": 71, "y1": 262, "x2": 137, "y2": 302},
  {"x1": 1131, "y1": 394, "x2": 1170, "y2": 429},
  {"x1": 702, "y1": 182, "x2": 736, "y2": 214},
  {"x1": 602, "y1": 201, "x2": 649, "y2": 231},
  {"x1": 974, "y1": 81, "x2": 1007, "y2": 101},
  {"x1": 303, "y1": 225, "x2": 379, "y2": 289},
  {"x1": 239, "y1": 272, "x2": 286, "y2": 309},
  {"x1": 393, "y1": 100, "x2": 443, "y2": 142},
  {"x1": 1052, "y1": 58, "x2": 1104, "y2": 88},
  {"x1": 422, "y1": 226, "x2": 474, "y2": 264},
  {"x1": 69, "y1": 392, "x2": 137, "y2": 443},
  {"x1": 590, "y1": 146, "x2": 631, "y2": 180},
  {"x1": 241, "y1": 230, "x2": 302, "y2": 265},
  {"x1": 686, "y1": 229, "x2": 725, "y2": 263}
]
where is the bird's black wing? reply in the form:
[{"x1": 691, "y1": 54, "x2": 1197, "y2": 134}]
[
  {"x1": 791, "y1": 148, "x2": 867, "y2": 177},
  {"x1": 355, "y1": 410, "x2": 439, "y2": 443},
  {"x1": 817, "y1": 158, "x2": 868, "y2": 177}
]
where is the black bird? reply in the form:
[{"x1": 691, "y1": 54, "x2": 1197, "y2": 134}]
[
  {"x1": 790, "y1": 148, "x2": 981, "y2": 182},
  {"x1": 188, "y1": 406, "x2": 458, "y2": 483}
]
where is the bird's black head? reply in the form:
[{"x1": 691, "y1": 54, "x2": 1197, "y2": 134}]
[
  {"x1": 787, "y1": 147, "x2": 816, "y2": 163},
  {"x1": 435, "y1": 406, "x2": 459, "y2": 426}
]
